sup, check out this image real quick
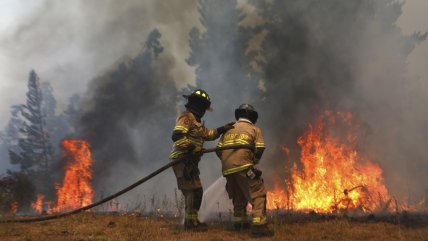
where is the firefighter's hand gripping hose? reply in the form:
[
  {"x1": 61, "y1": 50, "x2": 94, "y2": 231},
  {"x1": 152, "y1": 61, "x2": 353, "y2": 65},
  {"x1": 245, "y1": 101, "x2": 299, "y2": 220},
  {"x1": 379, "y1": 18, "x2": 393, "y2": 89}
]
[{"x1": 0, "y1": 144, "x2": 254, "y2": 223}]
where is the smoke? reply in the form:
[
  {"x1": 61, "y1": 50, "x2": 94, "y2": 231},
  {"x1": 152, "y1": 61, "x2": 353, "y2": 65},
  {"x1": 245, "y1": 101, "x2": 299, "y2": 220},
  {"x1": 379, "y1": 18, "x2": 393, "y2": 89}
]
[
  {"x1": 244, "y1": 0, "x2": 428, "y2": 202},
  {"x1": 59, "y1": 0, "x2": 428, "y2": 207},
  {"x1": 0, "y1": 0, "x2": 199, "y2": 128}
]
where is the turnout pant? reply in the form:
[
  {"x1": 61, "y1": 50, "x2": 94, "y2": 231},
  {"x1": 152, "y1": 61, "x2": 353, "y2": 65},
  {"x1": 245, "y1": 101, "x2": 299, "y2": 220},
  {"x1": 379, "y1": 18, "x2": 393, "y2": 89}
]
[
  {"x1": 173, "y1": 161, "x2": 203, "y2": 222},
  {"x1": 225, "y1": 170, "x2": 267, "y2": 225}
]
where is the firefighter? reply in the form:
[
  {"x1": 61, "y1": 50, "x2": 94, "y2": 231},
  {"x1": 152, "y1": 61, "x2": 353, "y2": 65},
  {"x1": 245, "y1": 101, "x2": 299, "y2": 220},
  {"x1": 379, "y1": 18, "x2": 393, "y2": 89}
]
[
  {"x1": 169, "y1": 89, "x2": 234, "y2": 232},
  {"x1": 216, "y1": 104, "x2": 274, "y2": 237}
]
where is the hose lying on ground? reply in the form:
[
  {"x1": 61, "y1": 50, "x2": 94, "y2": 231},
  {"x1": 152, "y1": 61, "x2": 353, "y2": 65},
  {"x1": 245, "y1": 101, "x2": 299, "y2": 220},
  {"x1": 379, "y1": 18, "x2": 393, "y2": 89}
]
[{"x1": 0, "y1": 144, "x2": 254, "y2": 223}]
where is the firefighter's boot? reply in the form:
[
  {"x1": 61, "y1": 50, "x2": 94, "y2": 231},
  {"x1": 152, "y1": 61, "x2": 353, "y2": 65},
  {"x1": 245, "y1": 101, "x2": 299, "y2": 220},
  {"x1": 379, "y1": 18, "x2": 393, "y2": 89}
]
[
  {"x1": 251, "y1": 224, "x2": 274, "y2": 237},
  {"x1": 184, "y1": 219, "x2": 208, "y2": 232},
  {"x1": 234, "y1": 222, "x2": 251, "y2": 231}
]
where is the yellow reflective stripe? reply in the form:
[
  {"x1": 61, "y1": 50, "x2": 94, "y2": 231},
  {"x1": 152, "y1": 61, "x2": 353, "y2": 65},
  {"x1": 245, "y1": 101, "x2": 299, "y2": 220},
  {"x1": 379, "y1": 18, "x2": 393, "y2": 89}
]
[
  {"x1": 173, "y1": 136, "x2": 203, "y2": 146},
  {"x1": 174, "y1": 125, "x2": 188, "y2": 132},
  {"x1": 188, "y1": 138, "x2": 203, "y2": 146},
  {"x1": 255, "y1": 142, "x2": 265, "y2": 148},
  {"x1": 169, "y1": 150, "x2": 186, "y2": 159},
  {"x1": 252, "y1": 217, "x2": 261, "y2": 223},
  {"x1": 218, "y1": 140, "x2": 250, "y2": 147},
  {"x1": 223, "y1": 163, "x2": 253, "y2": 176},
  {"x1": 185, "y1": 213, "x2": 198, "y2": 220},
  {"x1": 208, "y1": 129, "x2": 215, "y2": 137},
  {"x1": 222, "y1": 139, "x2": 250, "y2": 145},
  {"x1": 174, "y1": 138, "x2": 189, "y2": 146}
]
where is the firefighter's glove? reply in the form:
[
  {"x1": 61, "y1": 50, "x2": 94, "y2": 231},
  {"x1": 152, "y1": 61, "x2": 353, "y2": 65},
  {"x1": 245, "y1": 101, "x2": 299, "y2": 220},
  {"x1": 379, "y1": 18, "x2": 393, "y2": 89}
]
[
  {"x1": 217, "y1": 122, "x2": 235, "y2": 135},
  {"x1": 246, "y1": 167, "x2": 262, "y2": 180},
  {"x1": 253, "y1": 168, "x2": 262, "y2": 179}
]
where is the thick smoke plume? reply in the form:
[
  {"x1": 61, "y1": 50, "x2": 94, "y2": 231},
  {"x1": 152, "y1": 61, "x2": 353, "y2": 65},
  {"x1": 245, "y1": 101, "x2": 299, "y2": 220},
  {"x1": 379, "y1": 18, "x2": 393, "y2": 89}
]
[
  {"x1": 78, "y1": 30, "x2": 180, "y2": 202},
  {"x1": 247, "y1": 0, "x2": 428, "y2": 202}
]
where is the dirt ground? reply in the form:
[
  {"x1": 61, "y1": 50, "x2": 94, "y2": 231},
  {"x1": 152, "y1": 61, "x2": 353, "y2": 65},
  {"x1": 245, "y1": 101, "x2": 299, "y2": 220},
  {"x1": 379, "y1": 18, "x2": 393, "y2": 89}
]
[{"x1": 1, "y1": 213, "x2": 428, "y2": 241}]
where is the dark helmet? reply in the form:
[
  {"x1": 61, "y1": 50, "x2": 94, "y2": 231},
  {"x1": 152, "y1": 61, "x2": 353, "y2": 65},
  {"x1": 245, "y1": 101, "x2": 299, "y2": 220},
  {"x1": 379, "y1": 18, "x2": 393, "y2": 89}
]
[
  {"x1": 235, "y1": 104, "x2": 258, "y2": 124},
  {"x1": 183, "y1": 89, "x2": 212, "y2": 116}
]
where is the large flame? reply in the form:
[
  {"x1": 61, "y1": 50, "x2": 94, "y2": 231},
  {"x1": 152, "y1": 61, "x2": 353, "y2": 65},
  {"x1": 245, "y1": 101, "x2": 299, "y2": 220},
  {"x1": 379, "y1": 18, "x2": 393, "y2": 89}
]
[
  {"x1": 267, "y1": 111, "x2": 390, "y2": 213},
  {"x1": 53, "y1": 139, "x2": 94, "y2": 212}
]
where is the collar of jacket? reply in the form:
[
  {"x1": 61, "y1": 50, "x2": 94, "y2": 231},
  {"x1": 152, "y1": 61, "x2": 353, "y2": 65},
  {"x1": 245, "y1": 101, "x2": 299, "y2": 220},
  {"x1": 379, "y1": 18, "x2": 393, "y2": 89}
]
[{"x1": 238, "y1": 118, "x2": 253, "y2": 125}]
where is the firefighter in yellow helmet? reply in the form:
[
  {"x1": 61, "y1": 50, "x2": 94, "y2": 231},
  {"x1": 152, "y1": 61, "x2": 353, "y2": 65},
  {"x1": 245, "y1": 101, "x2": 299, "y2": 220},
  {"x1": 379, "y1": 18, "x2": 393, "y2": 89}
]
[
  {"x1": 169, "y1": 89, "x2": 234, "y2": 231},
  {"x1": 216, "y1": 104, "x2": 274, "y2": 237}
]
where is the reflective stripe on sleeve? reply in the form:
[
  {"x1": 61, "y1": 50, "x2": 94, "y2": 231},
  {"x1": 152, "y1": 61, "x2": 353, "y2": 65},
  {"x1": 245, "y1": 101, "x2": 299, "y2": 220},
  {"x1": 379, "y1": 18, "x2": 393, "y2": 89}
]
[
  {"x1": 169, "y1": 150, "x2": 186, "y2": 159},
  {"x1": 174, "y1": 137, "x2": 189, "y2": 146},
  {"x1": 173, "y1": 125, "x2": 189, "y2": 133},
  {"x1": 255, "y1": 142, "x2": 265, "y2": 148}
]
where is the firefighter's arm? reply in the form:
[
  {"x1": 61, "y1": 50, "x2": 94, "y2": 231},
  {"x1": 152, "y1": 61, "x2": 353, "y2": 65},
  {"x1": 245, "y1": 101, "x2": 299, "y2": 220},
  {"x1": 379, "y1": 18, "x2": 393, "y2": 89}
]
[
  {"x1": 203, "y1": 122, "x2": 235, "y2": 141},
  {"x1": 254, "y1": 128, "x2": 266, "y2": 164},
  {"x1": 171, "y1": 115, "x2": 193, "y2": 151}
]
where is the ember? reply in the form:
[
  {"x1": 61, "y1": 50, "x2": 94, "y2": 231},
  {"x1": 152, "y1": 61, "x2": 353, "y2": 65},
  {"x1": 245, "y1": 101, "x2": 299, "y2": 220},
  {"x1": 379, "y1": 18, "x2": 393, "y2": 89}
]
[{"x1": 267, "y1": 111, "x2": 390, "y2": 213}]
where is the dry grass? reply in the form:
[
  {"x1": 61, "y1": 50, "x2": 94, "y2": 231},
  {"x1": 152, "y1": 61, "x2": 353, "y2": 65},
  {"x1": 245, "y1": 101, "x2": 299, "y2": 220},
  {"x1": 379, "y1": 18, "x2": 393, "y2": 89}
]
[{"x1": 1, "y1": 213, "x2": 428, "y2": 241}]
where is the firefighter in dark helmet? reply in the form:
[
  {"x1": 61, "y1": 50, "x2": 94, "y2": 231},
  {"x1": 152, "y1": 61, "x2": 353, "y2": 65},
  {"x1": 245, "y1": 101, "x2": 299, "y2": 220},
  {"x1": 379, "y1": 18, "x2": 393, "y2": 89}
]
[
  {"x1": 216, "y1": 104, "x2": 274, "y2": 237},
  {"x1": 169, "y1": 89, "x2": 234, "y2": 231}
]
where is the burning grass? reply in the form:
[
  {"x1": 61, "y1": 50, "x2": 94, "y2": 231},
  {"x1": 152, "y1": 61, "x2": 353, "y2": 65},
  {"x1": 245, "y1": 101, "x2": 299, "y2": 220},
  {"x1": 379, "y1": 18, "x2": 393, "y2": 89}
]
[
  {"x1": 0, "y1": 212, "x2": 427, "y2": 241},
  {"x1": 267, "y1": 111, "x2": 396, "y2": 213}
]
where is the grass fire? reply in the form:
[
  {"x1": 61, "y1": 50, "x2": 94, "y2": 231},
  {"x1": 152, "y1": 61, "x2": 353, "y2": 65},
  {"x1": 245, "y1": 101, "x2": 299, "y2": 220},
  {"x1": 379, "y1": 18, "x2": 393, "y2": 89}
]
[{"x1": 267, "y1": 111, "x2": 391, "y2": 213}]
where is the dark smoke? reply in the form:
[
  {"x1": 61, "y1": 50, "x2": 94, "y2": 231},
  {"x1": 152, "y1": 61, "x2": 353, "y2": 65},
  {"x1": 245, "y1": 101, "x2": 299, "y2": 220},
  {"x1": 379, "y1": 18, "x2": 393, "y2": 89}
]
[
  {"x1": 77, "y1": 0, "x2": 428, "y2": 206},
  {"x1": 245, "y1": 0, "x2": 428, "y2": 202},
  {"x1": 78, "y1": 30, "x2": 179, "y2": 200}
]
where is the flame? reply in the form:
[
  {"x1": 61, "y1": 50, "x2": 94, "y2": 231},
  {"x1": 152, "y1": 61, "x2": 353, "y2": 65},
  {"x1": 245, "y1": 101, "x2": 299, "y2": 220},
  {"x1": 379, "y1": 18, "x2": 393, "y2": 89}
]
[
  {"x1": 267, "y1": 111, "x2": 390, "y2": 213},
  {"x1": 10, "y1": 201, "x2": 18, "y2": 214},
  {"x1": 31, "y1": 194, "x2": 44, "y2": 214},
  {"x1": 266, "y1": 184, "x2": 288, "y2": 210},
  {"x1": 53, "y1": 139, "x2": 94, "y2": 212}
]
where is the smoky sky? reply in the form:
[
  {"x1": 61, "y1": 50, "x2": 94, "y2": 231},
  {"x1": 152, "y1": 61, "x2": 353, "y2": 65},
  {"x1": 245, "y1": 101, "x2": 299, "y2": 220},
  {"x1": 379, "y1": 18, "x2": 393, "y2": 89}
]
[{"x1": 0, "y1": 0, "x2": 200, "y2": 129}]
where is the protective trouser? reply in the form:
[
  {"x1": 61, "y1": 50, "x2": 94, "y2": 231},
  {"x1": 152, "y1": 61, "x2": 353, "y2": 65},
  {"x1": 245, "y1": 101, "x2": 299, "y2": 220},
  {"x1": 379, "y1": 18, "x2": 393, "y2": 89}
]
[
  {"x1": 181, "y1": 188, "x2": 203, "y2": 221},
  {"x1": 225, "y1": 170, "x2": 267, "y2": 225}
]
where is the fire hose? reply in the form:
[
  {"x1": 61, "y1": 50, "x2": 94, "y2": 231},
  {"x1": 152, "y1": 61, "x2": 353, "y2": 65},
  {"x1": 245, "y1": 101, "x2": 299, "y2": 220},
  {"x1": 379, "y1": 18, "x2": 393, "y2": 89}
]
[{"x1": 0, "y1": 144, "x2": 254, "y2": 223}]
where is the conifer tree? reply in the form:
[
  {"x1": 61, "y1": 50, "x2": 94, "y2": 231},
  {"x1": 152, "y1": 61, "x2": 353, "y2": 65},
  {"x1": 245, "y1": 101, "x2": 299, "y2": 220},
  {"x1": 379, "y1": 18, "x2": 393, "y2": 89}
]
[{"x1": 9, "y1": 70, "x2": 53, "y2": 174}]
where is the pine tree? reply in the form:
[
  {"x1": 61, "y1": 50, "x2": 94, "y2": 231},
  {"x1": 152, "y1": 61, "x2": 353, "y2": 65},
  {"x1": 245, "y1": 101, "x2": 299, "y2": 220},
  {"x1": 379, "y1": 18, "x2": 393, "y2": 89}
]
[{"x1": 9, "y1": 70, "x2": 53, "y2": 174}]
